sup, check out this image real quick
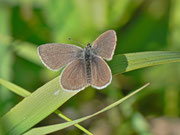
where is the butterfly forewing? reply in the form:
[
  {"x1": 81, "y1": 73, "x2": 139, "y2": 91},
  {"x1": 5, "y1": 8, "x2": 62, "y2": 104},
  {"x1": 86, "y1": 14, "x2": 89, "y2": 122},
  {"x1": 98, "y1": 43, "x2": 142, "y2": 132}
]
[
  {"x1": 92, "y1": 30, "x2": 117, "y2": 61},
  {"x1": 38, "y1": 43, "x2": 83, "y2": 71},
  {"x1": 60, "y1": 58, "x2": 88, "y2": 91},
  {"x1": 91, "y1": 56, "x2": 112, "y2": 89}
]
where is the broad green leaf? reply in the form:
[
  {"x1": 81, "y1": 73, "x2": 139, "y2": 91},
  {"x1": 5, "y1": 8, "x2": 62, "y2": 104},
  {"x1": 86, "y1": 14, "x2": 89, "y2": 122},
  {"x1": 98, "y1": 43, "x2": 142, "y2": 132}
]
[
  {"x1": 24, "y1": 83, "x2": 149, "y2": 135},
  {"x1": 0, "y1": 51, "x2": 180, "y2": 135}
]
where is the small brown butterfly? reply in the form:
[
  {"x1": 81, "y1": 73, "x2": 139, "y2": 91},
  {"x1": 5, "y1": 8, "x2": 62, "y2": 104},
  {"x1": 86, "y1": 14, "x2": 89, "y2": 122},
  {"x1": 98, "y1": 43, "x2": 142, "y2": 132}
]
[{"x1": 38, "y1": 30, "x2": 117, "y2": 91}]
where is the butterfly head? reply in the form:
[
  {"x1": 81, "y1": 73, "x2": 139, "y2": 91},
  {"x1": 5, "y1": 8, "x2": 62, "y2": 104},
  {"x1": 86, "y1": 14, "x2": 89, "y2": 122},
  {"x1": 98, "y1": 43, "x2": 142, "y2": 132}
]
[
  {"x1": 84, "y1": 43, "x2": 92, "y2": 59},
  {"x1": 86, "y1": 43, "x2": 91, "y2": 48}
]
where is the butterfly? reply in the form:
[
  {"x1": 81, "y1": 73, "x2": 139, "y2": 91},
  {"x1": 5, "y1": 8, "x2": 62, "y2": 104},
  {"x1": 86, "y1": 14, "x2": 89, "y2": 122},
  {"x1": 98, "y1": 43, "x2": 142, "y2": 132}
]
[{"x1": 38, "y1": 30, "x2": 117, "y2": 91}]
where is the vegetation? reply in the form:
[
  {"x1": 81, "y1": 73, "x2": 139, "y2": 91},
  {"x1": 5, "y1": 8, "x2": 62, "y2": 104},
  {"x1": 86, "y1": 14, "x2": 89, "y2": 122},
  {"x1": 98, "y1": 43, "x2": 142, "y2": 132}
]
[{"x1": 0, "y1": 0, "x2": 180, "y2": 134}]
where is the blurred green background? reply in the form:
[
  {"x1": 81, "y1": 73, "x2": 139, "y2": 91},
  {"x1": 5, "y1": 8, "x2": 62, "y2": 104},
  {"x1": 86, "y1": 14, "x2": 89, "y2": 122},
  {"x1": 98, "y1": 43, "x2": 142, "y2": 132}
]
[{"x1": 0, "y1": 0, "x2": 180, "y2": 135}]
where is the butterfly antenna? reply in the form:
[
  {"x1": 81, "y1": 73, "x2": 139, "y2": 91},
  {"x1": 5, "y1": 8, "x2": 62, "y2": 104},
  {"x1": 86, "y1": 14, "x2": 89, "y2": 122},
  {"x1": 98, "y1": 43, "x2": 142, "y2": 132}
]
[{"x1": 68, "y1": 38, "x2": 86, "y2": 47}]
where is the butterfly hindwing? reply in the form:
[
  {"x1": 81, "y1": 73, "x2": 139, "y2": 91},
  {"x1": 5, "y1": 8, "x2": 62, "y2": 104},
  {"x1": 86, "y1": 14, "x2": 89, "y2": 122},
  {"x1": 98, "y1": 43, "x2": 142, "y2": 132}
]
[
  {"x1": 60, "y1": 58, "x2": 88, "y2": 91},
  {"x1": 90, "y1": 56, "x2": 112, "y2": 89}
]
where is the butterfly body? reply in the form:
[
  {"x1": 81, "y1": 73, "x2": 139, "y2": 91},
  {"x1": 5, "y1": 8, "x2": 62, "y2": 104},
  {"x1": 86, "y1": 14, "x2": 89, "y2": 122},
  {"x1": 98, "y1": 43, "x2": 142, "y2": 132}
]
[
  {"x1": 38, "y1": 30, "x2": 117, "y2": 91},
  {"x1": 84, "y1": 43, "x2": 93, "y2": 84}
]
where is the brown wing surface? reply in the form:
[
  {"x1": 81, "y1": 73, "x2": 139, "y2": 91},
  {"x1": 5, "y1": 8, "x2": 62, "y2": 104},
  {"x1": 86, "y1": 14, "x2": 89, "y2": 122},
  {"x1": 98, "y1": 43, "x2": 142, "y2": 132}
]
[
  {"x1": 38, "y1": 43, "x2": 83, "y2": 71},
  {"x1": 92, "y1": 30, "x2": 117, "y2": 61},
  {"x1": 91, "y1": 56, "x2": 112, "y2": 89},
  {"x1": 60, "y1": 58, "x2": 88, "y2": 91}
]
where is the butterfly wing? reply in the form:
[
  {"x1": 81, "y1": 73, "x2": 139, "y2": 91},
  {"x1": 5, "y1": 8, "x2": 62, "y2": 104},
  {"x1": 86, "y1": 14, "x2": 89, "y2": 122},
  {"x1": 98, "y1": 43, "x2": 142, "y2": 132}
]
[
  {"x1": 38, "y1": 43, "x2": 83, "y2": 71},
  {"x1": 92, "y1": 30, "x2": 117, "y2": 61},
  {"x1": 60, "y1": 58, "x2": 88, "y2": 91},
  {"x1": 90, "y1": 56, "x2": 112, "y2": 89}
]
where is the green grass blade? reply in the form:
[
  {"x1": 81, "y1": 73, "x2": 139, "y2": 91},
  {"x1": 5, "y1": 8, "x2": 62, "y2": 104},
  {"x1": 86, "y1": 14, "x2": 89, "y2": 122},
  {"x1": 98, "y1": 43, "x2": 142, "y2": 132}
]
[
  {"x1": 24, "y1": 83, "x2": 150, "y2": 135},
  {"x1": 109, "y1": 51, "x2": 180, "y2": 75},
  {"x1": 0, "y1": 6, "x2": 13, "y2": 117},
  {"x1": 0, "y1": 34, "x2": 40, "y2": 66},
  {"x1": 0, "y1": 78, "x2": 31, "y2": 97},
  {"x1": 0, "y1": 51, "x2": 180, "y2": 135},
  {"x1": 0, "y1": 77, "x2": 83, "y2": 135},
  {"x1": 13, "y1": 42, "x2": 40, "y2": 66},
  {"x1": 54, "y1": 110, "x2": 93, "y2": 135},
  {"x1": 0, "y1": 78, "x2": 93, "y2": 135}
]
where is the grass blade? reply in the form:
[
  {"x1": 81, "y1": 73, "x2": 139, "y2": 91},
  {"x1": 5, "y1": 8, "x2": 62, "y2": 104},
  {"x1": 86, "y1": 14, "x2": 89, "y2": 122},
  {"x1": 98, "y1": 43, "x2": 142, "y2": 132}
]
[
  {"x1": 0, "y1": 78, "x2": 93, "y2": 135},
  {"x1": 0, "y1": 51, "x2": 180, "y2": 134},
  {"x1": 0, "y1": 78, "x2": 31, "y2": 97},
  {"x1": 109, "y1": 51, "x2": 180, "y2": 75},
  {"x1": 24, "y1": 83, "x2": 150, "y2": 135},
  {"x1": 0, "y1": 77, "x2": 78, "y2": 135}
]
